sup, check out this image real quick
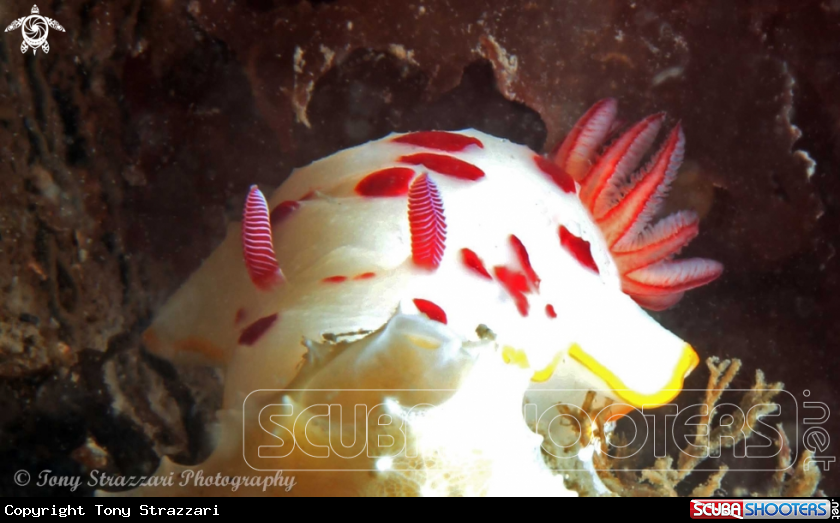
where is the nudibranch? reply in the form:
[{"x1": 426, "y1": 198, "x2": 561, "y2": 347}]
[{"x1": 133, "y1": 100, "x2": 722, "y2": 496}]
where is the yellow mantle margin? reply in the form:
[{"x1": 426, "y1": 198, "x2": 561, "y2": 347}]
[{"x1": 568, "y1": 342, "x2": 700, "y2": 408}]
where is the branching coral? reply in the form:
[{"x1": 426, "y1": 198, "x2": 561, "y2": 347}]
[{"x1": 544, "y1": 357, "x2": 822, "y2": 497}]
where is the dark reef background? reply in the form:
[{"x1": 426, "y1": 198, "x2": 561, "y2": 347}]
[{"x1": 0, "y1": 0, "x2": 838, "y2": 496}]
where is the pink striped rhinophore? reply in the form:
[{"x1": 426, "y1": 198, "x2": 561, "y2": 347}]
[{"x1": 242, "y1": 185, "x2": 285, "y2": 290}]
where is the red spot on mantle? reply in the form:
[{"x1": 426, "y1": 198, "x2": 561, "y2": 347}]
[
  {"x1": 533, "y1": 154, "x2": 576, "y2": 194},
  {"x1": 494, "y1": 266, "x2": 531, "y2": 294},
  {"x1": 413, "y1": 298, "x2": 448, "y2": 324},
  {"x1": 545, "y1": 304, "x2": 557, "y2": 319},
  {"x1": 494, "y1": 266, "x2": 531, "y2": 316},
  {"x1": 399, "y1": 153, "x2": 485, "y2": 181},
  {"x1": 238, "y1": 313, "x2": 279, "y2": 346},
  {"x1": 355, "y1": 167, "x2": 416, "y2": 197},
  {"x1": 270, "y1": 200, "x2": 300, "y2": 226},
  {"x1": 353, "y1": 272, "x2": 376, "y2": 280},
  {"x1": 234, "y1": 308, "x2": 247, "y2": 325},
  {"x1": 322, "y1": 275, "x2": 347, "y2": 283},
  {"x1": 460, "y1": 248, "x2": 492, "y2": 279},
  {"x1": 559, "y1": 226, "x2": 600, "y2": 274},
  {"x1": 392, "y1": 131, "x2": 484, "y2": 152},
  {"x1": 510, "y1": 235, "x2": 540, "y2": 290}
]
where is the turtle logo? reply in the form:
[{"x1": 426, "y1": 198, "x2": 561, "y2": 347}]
[{"x1": 5, "y1": 5, "x2": 65, "y2": 55}]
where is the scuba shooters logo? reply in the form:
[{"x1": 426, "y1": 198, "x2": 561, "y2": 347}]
[
  {"x1": 692, "y1": 500, "x2": 744, "y2": 519},
  {"x1": 691, "y1": 499, "x2": 834, "y2": 519}
]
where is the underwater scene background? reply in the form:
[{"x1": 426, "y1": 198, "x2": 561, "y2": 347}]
[{"x1": 0, "y1": 0, "x2": 837, "y2": 496}]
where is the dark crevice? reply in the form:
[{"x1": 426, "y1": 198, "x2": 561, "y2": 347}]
[
  {"x1": 420, "y1": 60, "x2": 547, "y2": 151},
  {"x1": 23, "y1": 55, "x2": 48, "y2": 132},
  {"x1": 100, "y1": 231, "x2": 118, "y2": 254},
  {"x1": 33, "y1": 221, "x2": 53, "y2": 273},
  {"x1": 140, "y1": 349, "x2": 217, "y2": 466},
  {"x1": 303, "y1": 51, "x2": 547, "y2": 165},
  {"x1": 79, "y1": 347, "x2": 159, "y2": 484},
  {"x1": 78, "y1": 1, "x2": 97, "y2": 46},
  {"x1": 23, "y1": 117, "x2": 45, "y2": 164},
  {"x1": 0, "y1": 32, "x2": 9, "y2": 66},
  {"x1": 770, "y1": 171, "x2": 791, "y2": 203},
  {"x1": 0, "y1": 34, "x2": 18, "y2": 101},
  {"x1": 18, "y1": 313, "x2": 40, "y2": 326},
  {"x1": 118, "y1": 253, "x2": 131, "y2": 306},
  {"x1": 133, "y1": 0, "x2": 152, "y2": 44},
  {"x1": 51, "y1": 87, "x2": 89, "y2": 166},
  {"x1": 75, "y1": 61, "x2": 91, "y2": 94},
  {"x1": 55, "y1": 262, "x2": 78, "y2": 313}
]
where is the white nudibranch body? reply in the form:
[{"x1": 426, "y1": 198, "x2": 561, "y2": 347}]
[{"x1": 134, "y1": 101, "x2": 721, "y2": 497}]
